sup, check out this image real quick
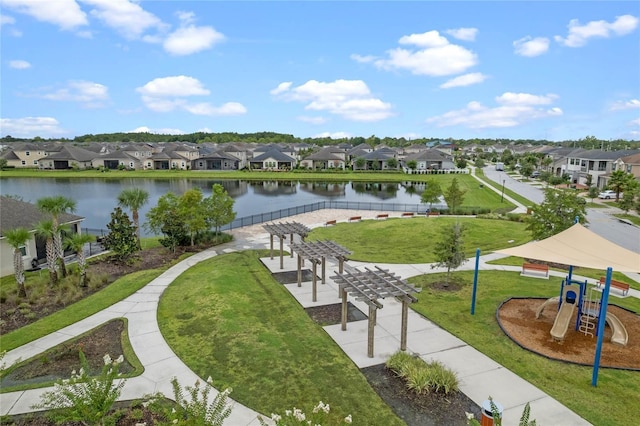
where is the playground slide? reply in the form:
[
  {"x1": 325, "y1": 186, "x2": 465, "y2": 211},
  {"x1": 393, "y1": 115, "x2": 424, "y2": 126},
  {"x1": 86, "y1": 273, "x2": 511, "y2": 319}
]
[
  {"x1": 606, "y1": 313, "x2": 629, "y2": 346},
  {"x1": 550, "y1": 302, "x2": 576, "y2": 341},
  {"x1": 535, "y1": 297, "x2": 560, "y2": 319}
]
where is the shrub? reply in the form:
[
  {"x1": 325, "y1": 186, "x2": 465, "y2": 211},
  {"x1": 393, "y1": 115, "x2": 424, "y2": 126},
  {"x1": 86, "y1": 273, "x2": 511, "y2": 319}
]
[
  {"x1": 385, "y1": 351, "x2": 459, "y2": 395},
  {"x1": 166, "y1": 376, "x2": 232, "y2": 426},
  {"x1": 259, "y1": 401, "x2": 353, "y2": 426}
]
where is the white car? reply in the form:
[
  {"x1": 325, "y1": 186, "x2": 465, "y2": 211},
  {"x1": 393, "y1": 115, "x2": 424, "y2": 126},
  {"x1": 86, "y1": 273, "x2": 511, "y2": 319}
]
[{"x1": 598, "y1": 190, "x2": 620, "y2": 199}]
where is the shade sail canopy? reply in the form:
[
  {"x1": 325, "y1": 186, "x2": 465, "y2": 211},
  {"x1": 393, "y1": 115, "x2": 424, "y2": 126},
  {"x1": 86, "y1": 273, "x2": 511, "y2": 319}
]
[{"x1": 496, "y1": 223, "x2": 640, "y2": 273}]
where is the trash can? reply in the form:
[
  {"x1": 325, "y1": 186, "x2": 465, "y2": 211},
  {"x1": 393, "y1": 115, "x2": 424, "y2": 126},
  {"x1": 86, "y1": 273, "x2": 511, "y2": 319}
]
[
  {"x1": 481, "y1": 399, "x2": 503, "y2": 426},
  {"x1": 479, "y1": 184, "x2": 484, "y2": 188}
]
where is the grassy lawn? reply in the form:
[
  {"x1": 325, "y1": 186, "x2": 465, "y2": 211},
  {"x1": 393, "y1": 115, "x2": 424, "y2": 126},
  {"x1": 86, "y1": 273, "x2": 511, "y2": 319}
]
[
  {"x1": 474, "y1": 168, "x2": 533, "y2": 208},
  {"x1": 613, "y1": 213, "x2": 640, "y2": 226},
  {"x1": 158, "y1": 250, "x2": 403, "y2": 425},
  {"x1": 308, "y1": 217, "x2": 531, "y2": 263},
  {"x1": 408, "y1": 271, "x2": 640, "y2": 426}
]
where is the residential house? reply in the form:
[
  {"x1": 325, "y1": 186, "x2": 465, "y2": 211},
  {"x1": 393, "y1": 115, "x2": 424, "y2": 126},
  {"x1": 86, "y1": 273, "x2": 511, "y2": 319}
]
[
  {"x1": 299, "y1": 146, "x2": 347, "y2": 170},
  {"x1": 0, "y1": 142, "x2": 49, "y2": 168},
  {"x1": 567, "y1": 149, "x2": 639, "y2": 188},
  {"x1": 613, "y1": 152, "x2": 640, "y2": 180},
  {"x1": 0, "y1": 196, "x2": 84, "y2": 278},
  {"x1": 92, "y1": 150, "x2": 143, "y2": 170},
  {"x1": 38, "y1": 145, "x2": 96, "y2": 170},
  {"x1": 249, "y1": 148, "x2": 296, "y2": 170},
  {"x1": 192, "y1": 150, "x2": 240, "y2": 171},
  {"x1": 403, "y1": 148, "x2": 455, "y2": 173}
]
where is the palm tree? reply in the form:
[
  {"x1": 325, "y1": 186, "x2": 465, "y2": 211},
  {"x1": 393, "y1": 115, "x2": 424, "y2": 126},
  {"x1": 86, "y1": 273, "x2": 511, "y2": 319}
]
[
  {"x1": 4, "y1": 227, "x2": 30, "y2": 298},
  {"x1": 607, "y1": 170, "x2": 634, "y2": 202},
  {"x1": 35, "y1": 220, "x2": 59, "y2": 285},
  {"x1": 37, "y1": 196, "x2": 77, "y2": 278},
  {"x1": 64, "y1": 232, "x2": 94, "y2": 287},
  {"x1": 117, "y1": 188, "x2": 149, "y2": 248}
]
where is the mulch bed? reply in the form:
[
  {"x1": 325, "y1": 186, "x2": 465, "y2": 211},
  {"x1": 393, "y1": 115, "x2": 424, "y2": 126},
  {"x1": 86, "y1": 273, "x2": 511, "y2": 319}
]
[
  {"x1": 497, "y1": 298, "x2": 640, "y2": 369},
  {"x1": 304, "y1": 302, "x2": 367, "y2": 326}
]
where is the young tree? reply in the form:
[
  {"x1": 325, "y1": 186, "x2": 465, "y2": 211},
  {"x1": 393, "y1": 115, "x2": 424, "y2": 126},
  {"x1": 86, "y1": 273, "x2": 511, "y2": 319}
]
[
  {"x1": 35, "y1": 220, "x2": 59, "y2": 285},
  {"x1": 444, "y1": 177, "x2": 466, "y2": 214},
  {"x1": 146, "y1": 192, "x2": 187, "y2": 253},
  {"x1": 117, "y1": 188, "x2": 149, "y2": 249},
  {"x1": 526, "y1": 187, "x2": 587, "y2": 240},
  {"x1": 4, "y1": 227, "x2": 30, "y2": 298},
  {"x1": 587, "y1": 186, "x2": 599, "y2": 203},
  {"x1": 386, "y1": 157, "x2": 398, "y2": 169},
  {"x1": 103, "y1": 207, "x2": 138, "y2": 263},
  {"x1": 618, "y1": 191, "x2": 635, "y2": 213},
  {"x1": 180, "y1": 188, "x2": 208, "y2": 246},
  {"x1": 420, "y1": 178, "x2": 442, "y2": 212},
  {"x1": 64, "y1": 232, "x2": 94, "y2": 287},
  {"x1": 204, "y1": 184, "x2": 236, "y2": 241},
  {"x1": 37, "y1": 196, "x2": 77, "y2": 278},
  {"x1": 431, "y1": 222, "x2": 467, "y2": 287},
  {"x1": 406, "y1": 160, "x2": 417, "y2": 172}
]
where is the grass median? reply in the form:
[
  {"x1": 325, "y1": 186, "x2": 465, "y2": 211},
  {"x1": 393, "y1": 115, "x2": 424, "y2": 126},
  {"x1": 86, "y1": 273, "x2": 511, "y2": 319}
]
[{"x1": 158, "y1": 250, "x2": 403, "y2": 425}]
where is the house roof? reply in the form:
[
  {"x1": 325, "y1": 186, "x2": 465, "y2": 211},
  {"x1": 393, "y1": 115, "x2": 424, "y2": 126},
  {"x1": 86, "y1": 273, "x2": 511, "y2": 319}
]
[
  {"x1": 304, "y1": 147, "x2": 344, "y2": 161},
  {"x1": 44, "y1": 145, "x2": 97, "y2": 162},
  {"x1": 251, "y1": 149, "x2": 295, "y2": 162},
  {"x1": 618, "y1": 152, "x2": 640, "y2": 165},
  {"x1": 0, "y1": 196, "x2": 84, "y2": 237},
  {"x1": 496, "y1": 223, "x2": 640, "y2": 272},
  {"x1": 404, "y1": 148, "x2": 450, "y2": 162}
]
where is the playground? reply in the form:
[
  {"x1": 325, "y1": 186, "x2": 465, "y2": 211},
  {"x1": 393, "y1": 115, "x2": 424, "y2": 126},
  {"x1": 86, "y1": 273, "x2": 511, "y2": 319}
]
[{"x1": 497, "y1": 297, "x2": 640, "y2": 369}]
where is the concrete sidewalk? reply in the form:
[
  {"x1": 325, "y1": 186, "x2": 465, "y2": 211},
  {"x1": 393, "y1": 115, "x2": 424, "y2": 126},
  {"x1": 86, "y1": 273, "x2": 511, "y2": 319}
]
[{"x1": 0, "y1": 217, "x2": 603, "y2": 425}]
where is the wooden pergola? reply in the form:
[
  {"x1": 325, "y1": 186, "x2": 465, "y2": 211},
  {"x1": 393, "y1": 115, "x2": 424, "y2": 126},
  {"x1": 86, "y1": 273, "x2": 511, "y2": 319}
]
[
  {"x1": 262, "y1": 222, "x2": 312, "y2": 269},
  {"x1": 289, "y1": 240, "x2": 351, "y2": 302},
  {"x1": 331, "y1": 266, "x2": 421, "y2": 358}
]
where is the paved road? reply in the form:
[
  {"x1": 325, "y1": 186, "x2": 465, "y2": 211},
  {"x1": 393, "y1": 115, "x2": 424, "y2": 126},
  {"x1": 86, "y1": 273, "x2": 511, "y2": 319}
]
[{"x1": 481, "y1": 166, "x2": 640, "y2": 254}]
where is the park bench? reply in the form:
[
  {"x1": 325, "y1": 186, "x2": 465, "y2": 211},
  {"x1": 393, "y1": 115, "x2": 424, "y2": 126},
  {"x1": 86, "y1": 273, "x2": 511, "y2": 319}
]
[
  {"x1": 427, "y1": 212, "x2": 440, "y2": 217},
  {"x1": 376, "y1": 214, "x2": 389, "y2": 220},
  {"x1": 521, "y1": 262, "x2": 549, "y2": 278},
  {"x1": 348, "y1": 216, "x2": 362, "y2": 223},
  {"x1": 401, "y1": 212, "x2": 415, "y2": 218},
  {"x1": 597, "y1": 277, "x2": 630, "y2": 296},
  {"x1": 325, "y1": 219, "x2": 337, "y2": 227}
]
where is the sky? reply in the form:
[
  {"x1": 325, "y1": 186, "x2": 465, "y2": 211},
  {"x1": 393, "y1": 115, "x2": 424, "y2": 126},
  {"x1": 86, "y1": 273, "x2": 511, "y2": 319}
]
[{"x1": 1, "y1": 1, "x2": 639, "y2": 142}]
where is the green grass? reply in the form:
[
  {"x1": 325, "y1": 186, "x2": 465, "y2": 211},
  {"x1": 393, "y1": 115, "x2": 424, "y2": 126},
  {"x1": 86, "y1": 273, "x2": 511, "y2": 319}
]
[
  {"x1": 408, "y1": 271, "x2": 640, "y2": 426},
  {"x1": 0, "y1": 318, "x2": 143, "y2": 393},
  {"x1": 0, "y1": 265, "x2": 179, "y2": 352},
  {"x1": 158, "y1": 250, "x2": 403, "y2": 425},
  {"x1": 308, "y1": 217, "x2": 531, "y2": 263},
  {"x1": 474, "y1": 168, "x2": 534, "y2": 208},
  {"x1": 613, "y1": 213, "x2": 640, "y2": 226}
]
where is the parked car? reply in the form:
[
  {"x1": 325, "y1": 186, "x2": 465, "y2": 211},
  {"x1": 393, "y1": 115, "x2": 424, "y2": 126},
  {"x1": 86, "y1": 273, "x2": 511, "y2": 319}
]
[
  {"x1": 598, "y1": 190, "x2": 620, "y2": 199},
  {"x1": 531, "y1": 171, "x2": 541, "y2": 178}
]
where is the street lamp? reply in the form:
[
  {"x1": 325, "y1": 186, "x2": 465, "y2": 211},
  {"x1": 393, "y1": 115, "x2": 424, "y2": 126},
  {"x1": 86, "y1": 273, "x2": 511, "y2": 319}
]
[{"x1": 501, "y1": 179, "x2": 505, "y2": 203}]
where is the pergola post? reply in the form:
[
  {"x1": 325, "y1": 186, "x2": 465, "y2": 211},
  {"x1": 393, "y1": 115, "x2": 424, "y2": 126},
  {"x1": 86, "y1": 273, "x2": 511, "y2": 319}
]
[
  {"x1": 279, "y1": 236, "x2": 284, "y2": 269},
  {"x1": 368, "y1": 305, "x2": 376, "y2": 358},
  {"x1": 269, "y1": 234, "x2": 274, "y2": 259},
  {"x1": 401, "y1": 299, "x2": 409, "y2": 351},
  {"x1": 289, "y1": 233, "x2": 294, "y2": 258},
  {"x1": 321, "y1": 256, "x2": 326, "y2": 284},
  {"x1": 341, "y1": 288, "x2": 348, "y2": 331},
  {"x1": 297, "y1": 255, "x2": 302, "y2": 287},
  {"x1": 312, "y1": 261, "x2": 318, "y2": 302},
  {"x1": 339, "y1": 257, "x2": 344, "y2": 274}
]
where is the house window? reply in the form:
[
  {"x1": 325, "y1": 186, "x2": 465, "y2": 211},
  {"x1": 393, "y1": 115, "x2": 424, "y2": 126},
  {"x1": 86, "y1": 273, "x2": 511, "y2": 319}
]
[
  {"x1": 129, "y1": 162, "x2": 134, "y2": 168},
  {"x1": 19, "y1": 245, "x2": 27, "y2": 257},
  {"x1": 33, "y1": 160, "x2": 38, "y2": 165},
  {"x1": 25, "y1": 151, "x2": 30, "y2": 156},
  {"x1": 21, "y1": 160, "x2": 26, "y2": 165},
  {"x1": 627, "y1": 165, "x2": 632, "y2": 173},
  {"x1": 598, "y1": 161, "x2": 606, "y2": 171}
]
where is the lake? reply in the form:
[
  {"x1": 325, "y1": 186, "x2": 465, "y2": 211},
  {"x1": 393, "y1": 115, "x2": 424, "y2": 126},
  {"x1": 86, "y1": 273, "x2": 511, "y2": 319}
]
[{"x1": 1, "y1": 177, "x2": 442, "y2": 234}]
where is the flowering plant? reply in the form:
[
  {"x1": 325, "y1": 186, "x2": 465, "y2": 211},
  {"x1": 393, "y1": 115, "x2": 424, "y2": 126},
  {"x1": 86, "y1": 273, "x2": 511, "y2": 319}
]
[{"x1": 259, "y1": 401, "x2": 352, "y2": 426}]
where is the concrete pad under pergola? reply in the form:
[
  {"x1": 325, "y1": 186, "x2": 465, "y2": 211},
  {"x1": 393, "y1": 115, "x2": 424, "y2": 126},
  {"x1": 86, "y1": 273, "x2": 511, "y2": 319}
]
[
  {"x1": 331, "y1": 266, "x2": 421, "y2": 358},
  {"x1": 289, "y1": 240, "x2": 351, "y2": 302},
  {"x1": 262, "y1": 222, "x2": 312, "y2": 269}
]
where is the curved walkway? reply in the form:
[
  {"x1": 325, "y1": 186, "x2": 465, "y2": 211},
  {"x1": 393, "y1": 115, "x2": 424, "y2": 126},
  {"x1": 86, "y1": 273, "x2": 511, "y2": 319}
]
[{"x1": 5, "y1": 209, "x2": 634, "y2": 425}]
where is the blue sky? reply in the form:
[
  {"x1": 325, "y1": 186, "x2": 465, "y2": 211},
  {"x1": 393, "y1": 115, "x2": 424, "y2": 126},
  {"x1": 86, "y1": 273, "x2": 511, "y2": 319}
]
[{"x1": 1, "y1": 1, "x2": 639, "y2": 141}]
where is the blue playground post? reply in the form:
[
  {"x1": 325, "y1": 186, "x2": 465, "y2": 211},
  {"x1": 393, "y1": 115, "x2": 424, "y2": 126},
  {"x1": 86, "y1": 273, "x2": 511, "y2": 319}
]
[
  {"x1": 592, "y1": 267, "x2": 613, "y2": 386},
  {"x1": 471, "y1": 248, "x2": 480, "y2": 315}
]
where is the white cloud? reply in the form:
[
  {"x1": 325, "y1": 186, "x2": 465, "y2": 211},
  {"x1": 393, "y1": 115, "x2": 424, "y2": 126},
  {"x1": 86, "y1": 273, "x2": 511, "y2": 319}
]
[
  {"x1": 272, "y1": 79, "x2": 394, "y2": 122},
  {"x1": 40, "y1": 80, "x2": 109, "y2": 107},
  {"x1": 163, "y1": 11, "x2": 225, "y2": 55},
  {"x1": 513, "y1": 36, "x2": 550, "y2": 57},
  {"x1": 610, "y1": 99, "x2": 640, "y2": 111},
  {"x1": 555, "y1": 14, "x2": 639, "y2": 47},
  {"x1": 130, "y1": 126, "x2": 185, "y2": 134},
  {"x1": 270, "y1": 82, "x2": 292, "y2": 95},
  {"x1": 350, "y1": 53, "x2": 376, "y2": 63},
  {"x1": 0, "y1": 116, "x2": 66, "y2": 137},
  {"x1": 446, "y1": 27, "x2": 478, "y2": 41},
  {"x1": 298, "y1": 116, "x2": 327, "y2": 125},
  {"x1": 81, "y1": 0, "x2": 166, "y2": 39},
  {"x1": 1, "y1": 0, "x2": 88, "y2": 30},
  {"x1": 496, "y1": 92, "x2": 558, "y2": 105},
  {"x1": 9, "y1": 59, "x2": 31, "y2": 69},
  {"x1": 427, "y1": 92, "x2": 562, "y2": 129},
  {"x1": 629, "y1": 118, "x2": 640, "y2": 126},
  {"x1": 366, "y1": 30, "x2": 477, "y2": 76},
  {"x1": 313, "y1": 131, "x2": 351, "y2": 139},
  {"x1": 440, "y1": 72, "x2": 488, "y2": 89},
  {"x1": 0, "y1": 14, "x2": 16, "y2": 25},
  {"x1": 136, "y1": 76, "x2": 210, "y2": 97},
  {"x1": 136, "y1": 75, "x2": 246, "y2": 116}
]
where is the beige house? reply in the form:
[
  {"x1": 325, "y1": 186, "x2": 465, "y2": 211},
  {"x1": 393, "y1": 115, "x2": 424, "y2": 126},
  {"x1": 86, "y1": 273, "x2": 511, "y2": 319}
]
[{"x1": 0, "y1": 196, "x2": 84, "y2": 278}]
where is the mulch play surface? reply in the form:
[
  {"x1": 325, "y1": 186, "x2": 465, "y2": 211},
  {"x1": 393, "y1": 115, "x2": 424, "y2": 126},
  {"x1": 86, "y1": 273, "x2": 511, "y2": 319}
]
[{"x1": 497, "y1": 298, "x2": 640, "y2": 369}]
